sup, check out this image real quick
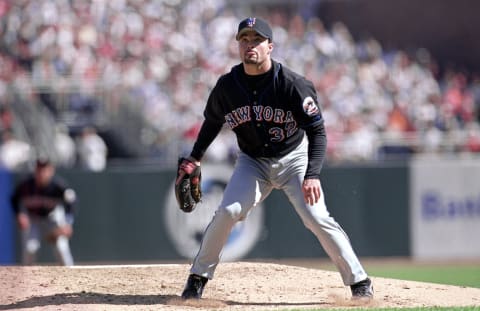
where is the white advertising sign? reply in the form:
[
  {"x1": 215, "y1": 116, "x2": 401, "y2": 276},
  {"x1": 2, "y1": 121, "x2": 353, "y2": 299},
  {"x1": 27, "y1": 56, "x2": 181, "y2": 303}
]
[{"x1": 411, "y1": 157, "x2": 480, "y2": 259}]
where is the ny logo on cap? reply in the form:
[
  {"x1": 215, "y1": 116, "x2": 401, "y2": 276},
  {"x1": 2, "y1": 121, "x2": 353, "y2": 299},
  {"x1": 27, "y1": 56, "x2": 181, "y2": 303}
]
[{"x1": 246, "y1": 17, "x2": 256, "y2": 27}]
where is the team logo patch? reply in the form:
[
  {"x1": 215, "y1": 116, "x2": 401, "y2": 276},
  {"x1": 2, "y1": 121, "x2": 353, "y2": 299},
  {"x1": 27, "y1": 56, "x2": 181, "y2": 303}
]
[
  {"x1": 246, "y1": 17, "x2": 256, "y2": 27},
  {"x1": 302, "y1": 96, "x2": 319, "y2": 116}
]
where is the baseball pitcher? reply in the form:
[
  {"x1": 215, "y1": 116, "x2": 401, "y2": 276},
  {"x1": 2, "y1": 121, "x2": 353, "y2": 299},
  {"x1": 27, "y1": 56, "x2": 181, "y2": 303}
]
[{"x1": 175, "y1": 17, "x2": 373, "y2": 300}]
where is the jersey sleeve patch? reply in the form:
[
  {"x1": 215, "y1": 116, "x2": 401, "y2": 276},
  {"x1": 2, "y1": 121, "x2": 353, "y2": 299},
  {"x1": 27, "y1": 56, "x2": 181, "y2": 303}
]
[{"x1": 302, "y1": 96, "x2": 319, "y2": 116}]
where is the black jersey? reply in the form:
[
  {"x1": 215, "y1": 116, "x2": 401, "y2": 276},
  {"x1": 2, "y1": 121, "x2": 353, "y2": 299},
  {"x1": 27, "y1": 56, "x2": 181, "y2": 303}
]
[
  {"x1": 11, "y1": 175, "x2": 76, "y2": 217},
  {"x1": 191, "y1": 60, "x2": 327, "y2": 179}
]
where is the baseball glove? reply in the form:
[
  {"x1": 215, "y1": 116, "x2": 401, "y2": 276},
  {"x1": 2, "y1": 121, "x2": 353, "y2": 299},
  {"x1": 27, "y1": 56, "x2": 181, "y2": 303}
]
[{"x1": 175, "y1": 157, "x2": 202, "y2": 213}]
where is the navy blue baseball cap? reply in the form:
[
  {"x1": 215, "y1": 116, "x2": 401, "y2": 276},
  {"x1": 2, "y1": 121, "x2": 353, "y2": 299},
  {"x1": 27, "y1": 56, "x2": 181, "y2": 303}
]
[{"x1": 236, "y1": 17, "x2": 273, "y2": 42}]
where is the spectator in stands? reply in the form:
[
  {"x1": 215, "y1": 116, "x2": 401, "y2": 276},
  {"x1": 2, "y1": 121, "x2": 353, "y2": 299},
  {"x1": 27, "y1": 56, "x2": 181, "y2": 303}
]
[
  {"x1": 0, "y1": 129, "x2": 32, "y2": 171},
  {"x1": 76, "y1": 126, "x2": 107, "y2": 172},
  {"x1": 1, "y1": 0, "x2": 480, "y2": 163},
  {"x1": 340, "y1": 115, "x2": 379, "y2": 161},
  {"x1": 463, "y1": 121, "x2": 480, "y2": 153},
  {"x1": 442, "y1": 71, "x2": 475, "y2": 128},
  {"x1": 469, "y1": 74, "x2": 480, "y2": 123},
  {"x1": 0, "y1": 105, "x2": 14, "y2": 132},
  {"x1": 54, "y1": 123, "x2": 76, "y2": 168}
]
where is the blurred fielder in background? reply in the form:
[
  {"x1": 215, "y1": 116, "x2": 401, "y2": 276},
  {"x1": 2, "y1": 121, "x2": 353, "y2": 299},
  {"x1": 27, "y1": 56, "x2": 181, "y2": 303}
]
[{"x1": 10, "y1": 157, "x2": 77, "y2": 266}]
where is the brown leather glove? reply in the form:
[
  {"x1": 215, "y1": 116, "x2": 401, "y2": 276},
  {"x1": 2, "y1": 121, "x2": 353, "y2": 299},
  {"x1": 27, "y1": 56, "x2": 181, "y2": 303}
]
[{"x1": 174, "y1": 157, "x2": 202, "y2": 213}]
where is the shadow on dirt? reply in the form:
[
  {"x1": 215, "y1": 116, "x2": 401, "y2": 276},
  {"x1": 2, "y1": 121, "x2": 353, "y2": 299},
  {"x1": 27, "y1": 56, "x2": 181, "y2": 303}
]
[
  {"x1": 0, "y1": 291, "x2": 330, "y2": 310},
  {"x1": 0, "y1": 292, "x2": 178, "y2": 310}
]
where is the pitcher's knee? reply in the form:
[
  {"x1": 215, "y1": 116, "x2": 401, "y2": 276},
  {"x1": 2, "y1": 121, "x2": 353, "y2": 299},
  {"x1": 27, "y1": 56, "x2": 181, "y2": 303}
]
[{"x1": 218, "y1": 203, "x2": 244, "y2": 222}]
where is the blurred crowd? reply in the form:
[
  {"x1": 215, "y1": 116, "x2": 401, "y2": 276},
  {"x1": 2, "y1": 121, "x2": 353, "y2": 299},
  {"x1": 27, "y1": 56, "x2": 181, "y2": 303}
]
[{"x1": 1, "y1": 0, "x2": 480, "y2": 171}]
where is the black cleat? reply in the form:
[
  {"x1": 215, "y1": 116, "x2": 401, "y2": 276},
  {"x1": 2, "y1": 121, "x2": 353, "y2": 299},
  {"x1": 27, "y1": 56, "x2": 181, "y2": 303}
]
[
  {"x1": 181, "y1": 274, "x2": 208, "y2": 299},
  {"x1": 351, "y1": 277, "x2": 374, "y2": 299}
]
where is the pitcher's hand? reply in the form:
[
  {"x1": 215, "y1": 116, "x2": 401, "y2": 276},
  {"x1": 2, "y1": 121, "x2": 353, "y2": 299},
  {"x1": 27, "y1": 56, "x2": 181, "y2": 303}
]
[{"x1": 302, "y1": 178, "x2": 321, "y2": 205}]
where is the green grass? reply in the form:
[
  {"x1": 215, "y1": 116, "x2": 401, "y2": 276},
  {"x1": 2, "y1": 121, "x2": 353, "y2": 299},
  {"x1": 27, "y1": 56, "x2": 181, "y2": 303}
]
[
  {"x1": 364, "y1": 265, "x2": 480, "y2": 288},
  {"x1": 288, "y1": 260, "x2": 480, "y2": 288},
  {"x1": 283, "y1": 308, "x2": 480, "y2": 311}
]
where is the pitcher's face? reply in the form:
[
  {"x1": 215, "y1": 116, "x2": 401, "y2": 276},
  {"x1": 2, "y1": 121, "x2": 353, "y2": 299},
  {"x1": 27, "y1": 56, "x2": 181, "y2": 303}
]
[{"x1": 238, "y1": 31, "x2": 273, "y2": 67}]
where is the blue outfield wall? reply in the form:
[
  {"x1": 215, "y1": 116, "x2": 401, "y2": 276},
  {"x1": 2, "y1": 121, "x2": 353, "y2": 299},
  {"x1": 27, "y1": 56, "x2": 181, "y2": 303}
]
[
  {"x1": 4, "y1": 163, "x2": 409, "y2": 264},
  {"x1": 0, "y1": 169, "x2": 14, "y2": 264}
]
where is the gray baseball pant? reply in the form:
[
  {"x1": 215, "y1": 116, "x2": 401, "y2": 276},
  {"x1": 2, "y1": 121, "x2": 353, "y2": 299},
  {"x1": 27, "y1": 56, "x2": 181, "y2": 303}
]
[{"x1": 190, "y1": 137, "x2": 367, "y2": 285}]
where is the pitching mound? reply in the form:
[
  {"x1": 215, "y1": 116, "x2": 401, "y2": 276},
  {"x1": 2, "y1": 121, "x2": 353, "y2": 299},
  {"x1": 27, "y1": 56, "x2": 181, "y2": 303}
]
[{"x1": 1, "y1": 262, "x2": 479, "y2": 310}]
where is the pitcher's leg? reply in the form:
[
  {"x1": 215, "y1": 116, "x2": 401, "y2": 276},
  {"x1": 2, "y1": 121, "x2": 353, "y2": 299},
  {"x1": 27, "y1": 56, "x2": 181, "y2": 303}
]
[
  {"x1": 308, "y1": 212, "x2": 368, "y2": 285},
  {"x1": 283, "y1": 176, "x2": 367, "y2": 285},
  {"x1": 191, "y1": 154, "x2": 272, "y2": 279},
  {"x1": 190, "y1": 203, "x2": 240, "y2": 278}
]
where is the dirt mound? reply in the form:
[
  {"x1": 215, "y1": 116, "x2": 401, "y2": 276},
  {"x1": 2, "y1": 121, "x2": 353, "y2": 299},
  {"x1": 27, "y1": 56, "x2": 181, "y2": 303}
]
[{"x1": 1, "y1": 262, "x2": 479, "y2": 310}]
